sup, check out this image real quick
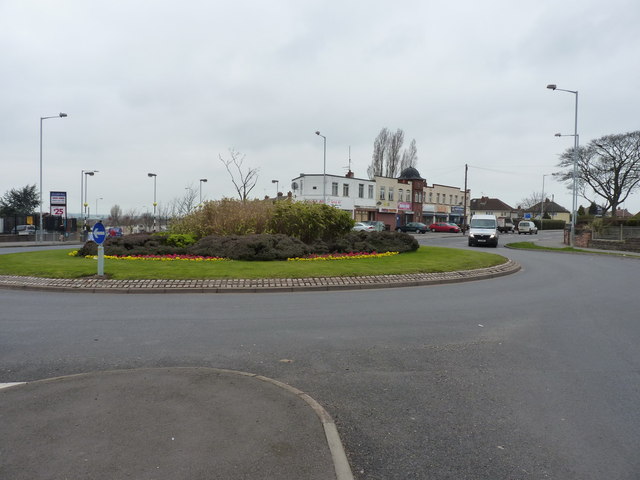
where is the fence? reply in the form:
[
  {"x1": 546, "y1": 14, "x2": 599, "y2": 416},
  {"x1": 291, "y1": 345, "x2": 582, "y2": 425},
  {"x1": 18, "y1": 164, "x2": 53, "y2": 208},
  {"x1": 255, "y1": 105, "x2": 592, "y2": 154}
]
[{"x1": 592, "y1": 225, "x2": 640, "y2": 241}]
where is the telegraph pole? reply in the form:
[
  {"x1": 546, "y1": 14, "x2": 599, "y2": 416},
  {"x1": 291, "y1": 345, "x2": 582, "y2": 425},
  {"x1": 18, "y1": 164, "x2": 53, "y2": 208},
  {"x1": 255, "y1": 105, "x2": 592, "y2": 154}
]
[{"x1": 463, "y1": 164, "x2": 468, "y2": 232}]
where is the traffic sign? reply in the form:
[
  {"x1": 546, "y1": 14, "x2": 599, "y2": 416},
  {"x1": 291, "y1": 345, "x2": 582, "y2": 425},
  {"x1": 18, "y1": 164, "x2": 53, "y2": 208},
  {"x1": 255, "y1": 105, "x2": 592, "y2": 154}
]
[{"x1": 92, "y1": 222, "x2": 106, "y2": 245}]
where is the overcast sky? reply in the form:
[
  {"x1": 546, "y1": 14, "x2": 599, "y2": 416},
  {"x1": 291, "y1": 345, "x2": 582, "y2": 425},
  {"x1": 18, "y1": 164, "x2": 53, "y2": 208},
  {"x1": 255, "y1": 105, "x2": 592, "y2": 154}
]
[{"x1": 2, "y1": 0, "x2": 639, "y2": 217}]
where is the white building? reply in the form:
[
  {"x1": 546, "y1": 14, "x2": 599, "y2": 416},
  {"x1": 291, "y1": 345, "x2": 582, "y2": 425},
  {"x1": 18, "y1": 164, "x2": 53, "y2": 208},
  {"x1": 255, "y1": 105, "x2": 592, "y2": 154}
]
[{"x1": 290, "y1": 172, "x2": 377, "y2": 219}]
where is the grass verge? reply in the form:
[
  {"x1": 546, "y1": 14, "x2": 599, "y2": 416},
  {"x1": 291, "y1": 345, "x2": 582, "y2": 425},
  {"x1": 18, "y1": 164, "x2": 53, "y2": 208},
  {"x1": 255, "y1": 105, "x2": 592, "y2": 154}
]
[
  {"x1": 0, "y1": 246, "x2": 507, "y2": 280},
  {"x1": 505, "y1": 242, "x2": 583, "y2": 252},
  {"x1": 505, "y1": 241, "x2": 640, "y2": 257}
]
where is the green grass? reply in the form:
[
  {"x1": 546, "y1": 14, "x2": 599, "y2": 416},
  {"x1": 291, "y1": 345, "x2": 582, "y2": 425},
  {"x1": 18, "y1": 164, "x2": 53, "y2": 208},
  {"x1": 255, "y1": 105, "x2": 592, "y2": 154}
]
[
  {"x1": 0, "y1": 247, "x2": 507, "y2": 280},
  {"x1": 506, "y1": 241, "x2": 640, "y2": 257},
  {"x1": 505, "y1": 242, "x2": 582, "y2": 252}
]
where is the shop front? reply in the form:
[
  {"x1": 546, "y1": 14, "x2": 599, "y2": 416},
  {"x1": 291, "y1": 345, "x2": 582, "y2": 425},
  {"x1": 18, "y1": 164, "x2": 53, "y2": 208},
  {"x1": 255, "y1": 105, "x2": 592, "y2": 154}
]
[
  {"x1": 449, "y1": 205, "x2": 464, "y2": 225},
  {"x1": 397, "y1": 202, "x2": 413, "y2": 227},
  {"x1": 422, "y1": 205, "x2": 435, "y2": 225},
  {"x1": 435, "y1": 205, "x2": 449, "y2": 222},
  {"x1": 377, "y1": 207, "x2": 397, "y2": 229}
]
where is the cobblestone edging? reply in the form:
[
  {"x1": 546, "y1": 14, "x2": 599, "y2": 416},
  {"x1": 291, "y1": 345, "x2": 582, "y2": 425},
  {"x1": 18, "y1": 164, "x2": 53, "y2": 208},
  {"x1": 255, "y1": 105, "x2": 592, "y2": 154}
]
[{"x1": 0, "y1": 260, "x2": 520, "y2": 294}]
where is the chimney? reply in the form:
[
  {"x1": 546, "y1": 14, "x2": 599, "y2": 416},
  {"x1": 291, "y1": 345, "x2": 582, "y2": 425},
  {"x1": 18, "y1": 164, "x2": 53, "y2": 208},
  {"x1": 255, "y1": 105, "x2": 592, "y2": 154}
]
[{"x1": 345, "y1": 170, "x2": 354, "y2": 178}]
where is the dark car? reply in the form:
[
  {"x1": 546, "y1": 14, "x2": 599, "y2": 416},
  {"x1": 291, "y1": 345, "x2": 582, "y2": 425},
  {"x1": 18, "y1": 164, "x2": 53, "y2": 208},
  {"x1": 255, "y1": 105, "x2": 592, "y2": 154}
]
[
  {"x1": 429, "y1": 222, "x2": 461, "y2": 233},
  {"x1": 396, "y1": 222, "x2": 428, "y2": 234}
]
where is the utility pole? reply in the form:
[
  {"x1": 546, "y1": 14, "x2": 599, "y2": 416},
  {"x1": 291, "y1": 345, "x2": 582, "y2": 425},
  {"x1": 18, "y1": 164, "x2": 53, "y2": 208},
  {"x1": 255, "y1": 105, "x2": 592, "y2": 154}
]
[{"x1": 463, "y1": 164, "x2": 468, "y2": 232}]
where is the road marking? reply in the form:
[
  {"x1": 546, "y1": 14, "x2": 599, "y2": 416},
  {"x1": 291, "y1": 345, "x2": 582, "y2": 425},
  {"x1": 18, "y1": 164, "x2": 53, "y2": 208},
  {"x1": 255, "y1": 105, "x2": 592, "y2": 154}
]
[{"x1": 0, "y1": 383, "x2": 25, "y2": 390}]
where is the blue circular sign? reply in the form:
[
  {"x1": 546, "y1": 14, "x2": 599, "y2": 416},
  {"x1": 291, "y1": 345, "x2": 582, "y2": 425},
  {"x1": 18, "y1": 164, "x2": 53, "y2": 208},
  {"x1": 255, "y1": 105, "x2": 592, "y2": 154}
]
[{"x1": 92, "y1": 222, "x2": 107, "y2": 245}]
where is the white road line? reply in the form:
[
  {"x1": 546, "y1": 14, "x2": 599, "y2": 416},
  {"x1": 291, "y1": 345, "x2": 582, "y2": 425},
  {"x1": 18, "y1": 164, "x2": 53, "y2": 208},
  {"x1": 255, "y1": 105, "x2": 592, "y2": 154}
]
[{"x1": 0, "y1": 383, "x2": 25, "y2": 390}]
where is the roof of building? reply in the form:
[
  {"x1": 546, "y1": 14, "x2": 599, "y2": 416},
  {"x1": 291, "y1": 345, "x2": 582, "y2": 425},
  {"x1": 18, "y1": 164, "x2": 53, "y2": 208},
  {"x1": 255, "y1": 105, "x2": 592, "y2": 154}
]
[
  {"x1": 526, "y1": 199, "x2": 569, "y2": 213},
  {"x1": 398, "y1": 167, "x2": 424, "y2": 180},
  {"x1": 616, "y1": 208, "x2": 636, "y2": 218},
  {"x1": 470, "y1": 196, "x2": 515, "y2": 211}
]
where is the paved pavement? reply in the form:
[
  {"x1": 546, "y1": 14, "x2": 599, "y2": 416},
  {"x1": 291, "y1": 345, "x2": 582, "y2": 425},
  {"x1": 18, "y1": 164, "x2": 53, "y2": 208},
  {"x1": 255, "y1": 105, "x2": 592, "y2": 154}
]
[{"x1": 0, "y1": 368, "x2": 353, "y2": 480}]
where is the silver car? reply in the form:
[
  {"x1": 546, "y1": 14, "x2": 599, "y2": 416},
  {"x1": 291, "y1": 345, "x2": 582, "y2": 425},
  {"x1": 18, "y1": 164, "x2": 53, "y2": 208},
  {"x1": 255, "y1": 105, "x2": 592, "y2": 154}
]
[{"x1": 353, "y1": 222, "x2": 375, "y2": 232}]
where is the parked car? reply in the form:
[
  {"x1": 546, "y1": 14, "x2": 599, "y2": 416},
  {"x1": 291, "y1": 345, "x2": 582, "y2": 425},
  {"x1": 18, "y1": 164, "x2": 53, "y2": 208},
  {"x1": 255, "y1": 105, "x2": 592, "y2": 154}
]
[
  {"x1": 428, "y1": 222, "x2": 461, "y2": 233},
  {"x1": 107, "y1": 226, "x2": 124, "y2": 237},
  {"x1": 353, "y1": 222, "x2": 375, "y2": 232},
  {"x1": 517, "y1": 221, "x2": 538, "y2": 235},
  {"x1": 12, "y1": 225, "x2": 36, "y2": 235},
  {"x1": 361, "y1": 220, "x2": 387, "y2": 231},
  {"x1": 396, "y1": 222, "x2": 428, "y2": 233}
]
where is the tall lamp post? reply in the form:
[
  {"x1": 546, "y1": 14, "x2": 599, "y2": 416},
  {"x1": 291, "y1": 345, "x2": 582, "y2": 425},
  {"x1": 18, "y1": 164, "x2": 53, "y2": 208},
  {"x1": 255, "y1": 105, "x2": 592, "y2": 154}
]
[
  {"x1": 80, "y1": 170, "x2": 98, "y2": 234},
  {"x1": 199, "y1": 178, "x2": 207, "y2": 205},
  {"x1": 39, "y1": 112, "x2": 67, "y2": 241},
  {"x1": 96, "y1": 197, "x2": 103, "y2": 218},
  {"x1": 82, "y1": 170, "x2": 98, "y2": 233},
  {"x1": 315, "y1": 131, "x2": 327, "y2": 204},
  {"x1": 271, "y1": 179, "x2": 279, "y2": 198},
  {"x1": 148, "y1": 173, "x2": 157, "y2": 231},
  {"x1": 547, "y1": 84, "x2": 579, "y2": 246}
]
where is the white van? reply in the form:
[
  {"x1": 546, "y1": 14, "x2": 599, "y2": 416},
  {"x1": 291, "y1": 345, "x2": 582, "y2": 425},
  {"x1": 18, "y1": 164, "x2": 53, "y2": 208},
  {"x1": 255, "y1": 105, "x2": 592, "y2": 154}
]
[
  {"x1": 13, "y1": 225, "x2": 36, "y2": 235},
  {"x1": 468, "y1": 215, "x2": 499, "y2": 248}
]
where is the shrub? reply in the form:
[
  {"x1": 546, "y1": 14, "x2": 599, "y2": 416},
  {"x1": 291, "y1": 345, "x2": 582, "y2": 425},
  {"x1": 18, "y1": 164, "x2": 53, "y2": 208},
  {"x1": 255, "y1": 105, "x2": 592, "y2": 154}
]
[
  {"x1": 171, "y1": 198, "x2": 275, "y2": 238},
  {"x1": 74, "y1": 230, "x2": 418, "y2": 261},
  {"x1": 537, "y1": 219, "x2": 566, "y2": 230},
  {"x1": 313, "y1": 231, "x2": 419, "y2": 254},
  {"x1": 267, "y1": 202, "x2": 354, "y2": 243},
  {"x1": 77, "y1": 240, "x2": 98, "y2": 256},
  {"x1": 165, "y1": 233, "x2": 197, "y2": 248},
  {"x1": 187, "y1": 233, "x2": 309, "y2": 261},
  {"x1": 76, "y1": 233, "x2": 186, "y2": 257}
]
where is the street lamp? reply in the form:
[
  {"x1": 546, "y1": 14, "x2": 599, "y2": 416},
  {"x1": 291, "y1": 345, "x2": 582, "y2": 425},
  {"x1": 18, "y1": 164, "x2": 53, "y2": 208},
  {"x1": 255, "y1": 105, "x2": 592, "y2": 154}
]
[
  {"x1": 39, "y1": 112, "x2": 67, "y2": 241},
  {"x1": 96, "y1": 197, "x2": 103, "y2": 218},
  {"x1": 547, "y1": 84, "x2": 579, "y2": 246},
  {"x1": 82, "y1": 170, "x2": 98, "y2": 233},
  {"x1": 148, "y1": 173, "x2": 157, "y2": 231},
  {"x1": 199, "y1": 178, "x2": 207, "y2": 205},
  {"x1": 271, "y1": 179, "x2": 279, "y2": 198},
  {"x1": 315, "y1": 131, "x2": 327, "y2": 204}
]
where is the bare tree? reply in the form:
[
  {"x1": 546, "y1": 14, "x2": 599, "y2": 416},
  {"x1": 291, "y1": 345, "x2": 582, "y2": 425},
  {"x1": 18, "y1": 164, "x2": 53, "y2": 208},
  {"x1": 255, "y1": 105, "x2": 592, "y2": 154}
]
[
  {"x1": 167, "y1": 185, "x2": 199, "y2": 218},
  {"x1": 555, "y1": 130, "x2": 640, "y2": 216},
  {"x1": 220, "y1": 148, "x2": 259, "y2": 201},
  {"x1": 108, "y1": 205, "x2": 122, "y2": 226},
  {"x1": 368, "y1": 128, "x2": 419, "y2": 179},
  {"x1": 121, "y1": 208, "x2": 139, "y2": 234},
  {"x1": 367, "y1": 128, "x2": 390, "y2": 179},
  {"x1": 386, "y1": 129, "x2": 405, "y2": 177},
  {"x1": 518, "y1": 192, "x2": 544, "y2": 210},
  {"x1": 400, "y1": 139, "x2": 418, "y2": 172}
]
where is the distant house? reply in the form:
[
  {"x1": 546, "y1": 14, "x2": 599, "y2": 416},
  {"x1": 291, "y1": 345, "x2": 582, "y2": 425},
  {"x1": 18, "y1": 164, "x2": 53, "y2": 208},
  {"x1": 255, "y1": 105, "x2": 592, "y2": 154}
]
[
  {"x1": 524, "y1": 199, "x2": 570, "y2": 223},
  {"x1": 616, "y1": 208, "x2": 634, "y2": 218},
  {"x1": 469, "y1": 197, "x2": 517, "y2": 218}
]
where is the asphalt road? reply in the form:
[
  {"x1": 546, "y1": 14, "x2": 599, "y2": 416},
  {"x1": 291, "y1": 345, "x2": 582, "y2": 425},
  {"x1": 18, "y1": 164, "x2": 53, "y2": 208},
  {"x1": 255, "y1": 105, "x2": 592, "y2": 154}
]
[{"x1": 1, "y1": 232, "x2": 639, "y2": 479}]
